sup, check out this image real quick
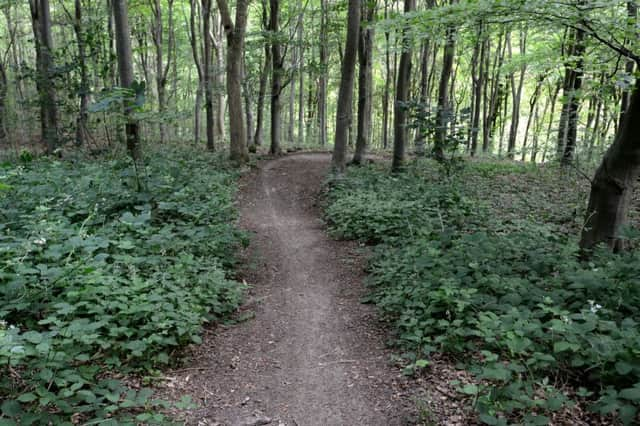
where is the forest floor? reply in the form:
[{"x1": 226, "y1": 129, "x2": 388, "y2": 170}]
[{"x1": 158, "y1": 153, "x2": 419, "y2": 425}]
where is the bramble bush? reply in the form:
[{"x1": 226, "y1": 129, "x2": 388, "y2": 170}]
[
  {"x1": 325, "y1": 160, "x2": 640, "y2": 425},
  {"x1": 0, "y1": 148, "x2": 246, "y2": 424}
]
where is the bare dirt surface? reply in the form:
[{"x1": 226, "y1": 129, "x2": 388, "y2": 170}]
[{"x1": 160, "y1": 153, "x2": 418, "y2": 426}]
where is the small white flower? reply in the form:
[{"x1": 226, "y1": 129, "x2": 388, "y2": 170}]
[
  {"x1": 33, "y1": 237, "x2": 47, "y2": 246},
  {"x1": 588, "y1": 300, "x2": 603, "y2": 313}
]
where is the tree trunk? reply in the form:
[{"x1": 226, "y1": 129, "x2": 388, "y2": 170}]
[
  {"x1": 618, "y1": 1, "x2": 637, "y2": 129},
  {"x1": 561, "y1": 27, "x2": 585, "y2": 166},
  {"x1": 72, "y1": 0, "x2": 89, "y2": 147},
  {"x1": 434, "y1": 20, "x2": 456, "y2": 162},
  {"x1": 202, "y1": 0, "x2": 215, "y2": 150},
  {"x1": 254, "y1": 2, "x2": 270, "y2": 148},
  {"x1": 352, "y1": 0, "x2": 375, "y2": 165},
  {"x1": 470, "y1": 21, "x2": 485, "y2": 156},
  {"x1": 318, "y1": 0, "x2": 328, "y2": 146},
  {"x1": 414, "y1": 40, "x2": 431, "y2": 157},
  {"x1": 521, "y1": 75, "x2": 543, "y2": 162},
  {"x1": 331, "y1": 0, "x2": 360, "y2": 173},
  {"x1": 382, "y1": 0, "x2": 391, "y2": 150},
  {"x1": 391, "y1": 0, "x2": 415, "y2": 171},
  {"x1": 580, "y1": 83, "x2": 640, "y2": 252},
  {"x1": 269, "y1": 0, "x2": 283, "y2": 155},
  {"x1": 112, "y1": 0, "x2": 142, "y2": 168},
  {"x1": 507, "y1": 27, "x2": 527, "y2": 160},
  {"x1": 30, "y1": 0, "x2": 59, "y2": 154},
  {"x1": 297, "y1": 10, "x2": 305, "y2": 145},
  {"x1": 0, "y1": 60, "x2": 6, "y2": 143},
  {"x1": 217, "y1": 0, "x2": 250, "y2": 165}
]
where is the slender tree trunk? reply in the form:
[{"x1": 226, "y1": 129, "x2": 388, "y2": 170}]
[
  {"x1": 297, "y1": 10, "x2": 305, "y2": 145},
  {"x1": 269, "y1": 0, "x2": 283, "y2": 155},
  {"x1": 189, "y1": 0, "x2": 204, "y2": 144},
  {"x1": 331, "y1": 0, "x2": 360, "y2": 172},
  {"x1": 414, "y1": 40, "x2": 431, "y2": 157},
  {"x1": 352, "y1": 0, "x2": 375, "y2": 165},
  {"x1": 217, "y1": 0, "x2": 250, "y2": 165},
  {"x1": 470, "y1": 21, "x2": 485, "y2": 156},
  {"x1": 521, "y1": 75, "x2": 543, "y2": 162},
  {"x1": 202, "y1": 0, "x2": 215, "y2": 150},
  {"x1": 391, "y1": 0, "x2": 415, "y2": 171},
  {"x1": 0, "y1": 60, "x2": 6, "y2": 143},
  {"x1": 318, "y1": 0, "x2": 328, "y2": 146},
  {"x1": 618, "y1": 1, "x2": 637, "y2": 128},
  {"x1": 434, "y1": 19, "x2": 456, "y2": 161},
  {"x1": 382, "y1": 0, "x2": 391, "y2": 150},
  {"x1": 507, "y1": 27, "x2": 527, "y2": 160},
  {"x1": 561, "y1": 28, "x2": 585, "y2": 166},
  {"x1": 72, "y1": 0, "x2": 89, "y2": 147},
  {"x1": 113, "y1": 0, "x2": 142, "y2": 168}
]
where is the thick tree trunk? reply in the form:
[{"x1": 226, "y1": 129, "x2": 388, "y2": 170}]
[
  {"x1": 269, "y1": 0, "x2": 283, "y2": 155},
  {"x1": 30, "y1": 0, "x2": 59, "y2": 154},
  {"x1": 580, "y1": 84, "x2": 640, "y2": 252},
  {"x1": 391, "y1": 0, "x2": 415, "y2": 172},
  {"x1": 217, "y1": 0, "x2": 250, "y2": 165},
  {"x1": 352, "y1": 1, "x2": 375, "y2": 165},
  {"x1": 112, "y1": 0, "x2": 142, "y2": 168},
  {"x1": 331, "y1": 0, "x2": 360, "y2": 172}
]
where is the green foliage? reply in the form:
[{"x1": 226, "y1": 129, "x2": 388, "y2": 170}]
[
  {"x1": 0, "y1": 147, "x2": 246, "y2": 423},
  {"x1": 325, "y1": 160, "x2": 640, "y2": 424}
]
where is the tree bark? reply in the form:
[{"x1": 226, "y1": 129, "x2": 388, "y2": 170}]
[
  {"x1": 434, "y1": 20, "x2": 456, "y2": 162},
  {"x1": 352, "y1": 0, "x2": 375, "y2": 165},
  {"x1": 202, "y1": 0, "x2": 215, "y2": 150},
  {"x1": 331, "y1": 0, "x2": 360, "y2": 173},
  {"x1": 580, "y1": 83, "x2": 640, "y2": 252},
  {"x1": 112, "y1": 0, "x2": 142, "y2": 169},
  {"x1": 30, "y1": 0, "x2": 59, "y2": 154},
  {"x1": 254, "y1": 1, "x2": 270, "y2": 148},
  {"x1": 150, "y1": 0, "x2": 174, "y2": 144},
  {"x1": 391, "y1": 0, "x2": 415, "y2": 172},
  {"x1": 318, "y1": 0, "x2": 329, "y2": 146},
  {"x1": 507, "y1": 27, "x2": 527, "y2": 160},
  {"x1": 269, "y1": 0, "x2": 283, "y2": 155},
  {"x1": 217, "y1": 0, "x2": 250, "y2": 165}
]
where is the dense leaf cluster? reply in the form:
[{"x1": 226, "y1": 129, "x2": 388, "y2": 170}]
[
  {"x1": 326, "y1": 161, "x2": 640, "y2": 425},
  {"x1": 0, "y1": 149, "x2": 246, "y2": 424}
]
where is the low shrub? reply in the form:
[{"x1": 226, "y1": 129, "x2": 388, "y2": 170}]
[
  {"x1": 0, "y1": 147, "x2": 246, "y2": 424},
  {"x1": 325, "y1": 160, "x2": 640, "y2": 425}
]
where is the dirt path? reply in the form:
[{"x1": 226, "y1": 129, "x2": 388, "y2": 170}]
[{"x1": 162, "y1": 153, "x2": 415, "y2": 426}]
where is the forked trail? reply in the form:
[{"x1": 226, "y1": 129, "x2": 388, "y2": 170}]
[{"x1": 163, "y1": 153, "x2": 414, "y2": 426}]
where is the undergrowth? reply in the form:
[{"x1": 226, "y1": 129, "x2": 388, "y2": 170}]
[
  {"x1": 325, "y1": 159, "x2": 640, "y2": 425},
  {"x1": 0, "y1": 147, "x2": 247, "y2": 424}
]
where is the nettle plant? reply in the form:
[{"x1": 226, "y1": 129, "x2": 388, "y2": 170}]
[
  {"x1": 0, "y1": 148, "x2": 246, "y2": 424},
  {"x1": 325, "y1": 161, "x2": 640, "y2": 425}
]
